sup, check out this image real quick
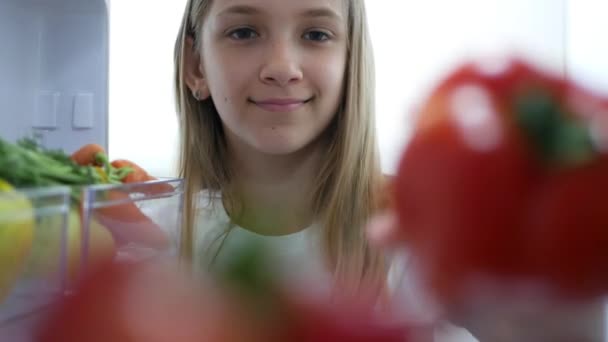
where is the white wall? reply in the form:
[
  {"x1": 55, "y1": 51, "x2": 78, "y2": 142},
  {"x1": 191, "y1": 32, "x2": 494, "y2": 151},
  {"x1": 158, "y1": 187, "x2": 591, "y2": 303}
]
[
  {"x1": 566, "y1": 0, "x2": 608, "y2": 97},
  {"x1": 108, "y1": 0, "x2": 186, "y2": 177},
  {"x1": 367, "y1": 0, "x2": 566, "y2": 173},
  {"x1": 110, "y1": 1, "x2": 596, "y2": 178},
  {"x1": 564, "y1": 2, "x2": 608, "y2": 340}
]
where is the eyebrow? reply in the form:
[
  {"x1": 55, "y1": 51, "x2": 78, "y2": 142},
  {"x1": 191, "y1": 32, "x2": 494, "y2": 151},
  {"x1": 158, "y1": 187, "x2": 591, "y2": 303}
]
[
  {"x1": 301, "y1": 8, "x2": 343, "y2": 20},
  {"x1": 217, "y1": 5, "x2": 343, "y2": 21}
]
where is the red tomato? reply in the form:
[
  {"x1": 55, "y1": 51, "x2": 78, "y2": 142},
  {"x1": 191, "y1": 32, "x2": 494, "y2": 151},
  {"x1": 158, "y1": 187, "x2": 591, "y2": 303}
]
[
  {"x1": 394, "y1": 57, "x2": 608, "y2": 307},
  {"x1": 278, "y1": 293, "x2": 421, "y2": 342},
  {"x1": 37, "y1": 255, "x2": 419, "y2": 342},
  {"x1": 528, "y1": 157, "x2": 608, "y2": 298},
  {"x1": 36, "y1": 261, "x2": 265, "y2": 342}
]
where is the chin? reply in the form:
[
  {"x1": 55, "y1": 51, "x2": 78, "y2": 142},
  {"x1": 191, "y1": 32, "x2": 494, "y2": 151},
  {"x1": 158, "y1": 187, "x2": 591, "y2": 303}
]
[
  {"x1": 250, "y1": 135, "x2": 313, "y2": 156},
  {"x1": 255, "y1": 142, "x2": 307, "y2": 156}
]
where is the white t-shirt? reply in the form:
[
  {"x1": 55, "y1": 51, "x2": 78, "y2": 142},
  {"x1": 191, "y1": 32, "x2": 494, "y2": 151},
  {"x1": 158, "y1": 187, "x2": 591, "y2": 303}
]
[
  {"x1": 192, "y1": 191, "x2": 331, "y2": 293},
  {"x1": 191, "y1": 191, "x2": 477, "y2": 342}
]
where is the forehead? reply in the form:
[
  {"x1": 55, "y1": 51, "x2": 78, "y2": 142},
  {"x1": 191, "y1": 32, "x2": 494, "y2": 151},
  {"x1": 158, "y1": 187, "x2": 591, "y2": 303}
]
[{"x1": 207, "y1": 0, "x2": 347, "y2": 20}]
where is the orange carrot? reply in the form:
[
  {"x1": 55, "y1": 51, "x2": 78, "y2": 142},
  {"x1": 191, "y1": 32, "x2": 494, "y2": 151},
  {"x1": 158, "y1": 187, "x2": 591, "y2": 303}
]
[
  {"x1": 92, "y1": 191, "x2": 170, "y2": 250},
  {"x1": 71, "y1": 144, "x2": 106, "y2": 166},
  {"x1": 111, "y1": 159, "x2": 148, "y2": 183},
  {"x1": 111, "y1": 159, "x2": 174, "y2": 195}
]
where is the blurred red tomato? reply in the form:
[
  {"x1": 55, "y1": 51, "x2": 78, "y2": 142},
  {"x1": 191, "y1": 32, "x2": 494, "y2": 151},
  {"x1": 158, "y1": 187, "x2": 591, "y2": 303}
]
[
  {"x1": 394, "y1": 57, "x2": 608, "y2": 307},
  {"x1": 37, "y1": 258, "x2": 421, "y2": 342},
  {"x1": 36, "y1": 261, "x2": 265, "y2": 342},
  {"x1": 528, "y1": 157, "x2": 608, "y2": 298}
]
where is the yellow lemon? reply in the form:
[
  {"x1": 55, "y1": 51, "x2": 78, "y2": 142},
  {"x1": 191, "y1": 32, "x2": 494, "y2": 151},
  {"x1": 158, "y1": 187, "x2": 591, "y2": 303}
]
[{"x1": 0, "y1": 179, "x2": 35, "y2": 303}]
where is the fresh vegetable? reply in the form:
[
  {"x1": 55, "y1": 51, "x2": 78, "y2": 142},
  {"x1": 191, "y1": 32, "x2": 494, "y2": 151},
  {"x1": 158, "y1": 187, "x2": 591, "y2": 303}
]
[
  {"x1": 393, "y1": 57, "x2": 608, "y2": 307},
  {"x1": 111, "y1": 159, "x2": 175, "y2": 195},
  {"x1": 37, "y1": 260, "x2": 264, "y2": 342},
  {"x1": 69, "y1": 147, "x2": 172, "y2": 248},
  {"x1": 70, "y1": 143, "x2": 106, "y2": 167},
  {"x1": 37, "y1": 242, "x2": 416, "y2": 342},
  {"x1": 0, "y1": 137, "x2": 131, "y2": 201},
  {"x1": 0, "y1": 179, "x2": 35, "y2": 303},
  {"x1": 528, "y1": 158, "x2": 608, "y2": 297},
  {"x1": 0, "y1": 137, "x2": 170, "y2": 250}
]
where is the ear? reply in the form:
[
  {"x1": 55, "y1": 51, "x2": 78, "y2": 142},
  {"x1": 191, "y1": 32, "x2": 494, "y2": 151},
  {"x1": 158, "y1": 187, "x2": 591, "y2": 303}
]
[{"x1": 183, "y1": 36, "x2": 210, "y2": 100}]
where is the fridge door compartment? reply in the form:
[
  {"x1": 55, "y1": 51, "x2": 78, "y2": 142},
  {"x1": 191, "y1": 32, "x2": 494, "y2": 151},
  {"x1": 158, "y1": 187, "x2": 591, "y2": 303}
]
[
  {"x1": 0, "y1": 178, "x2": 184, "y2": 341},
  {"x1": 0, "y1": 185, "x2": 71, "y2": 336},
  {"x1": 81, "y1": 178, "x2": 185, "y2": 265}
]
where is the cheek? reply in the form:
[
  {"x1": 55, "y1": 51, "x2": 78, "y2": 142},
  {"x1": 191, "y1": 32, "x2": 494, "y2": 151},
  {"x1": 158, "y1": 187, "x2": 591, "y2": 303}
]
[
  {"x1": 316, "y1": 52, "x2": 347, "y2": 94},
  {"x1": 205, "y1": 65, "x2": 239, "y2": 100},
  {"x1": 202, "y1": 46, "x2": 249, "y2": 99},
  {"x1": 316, "y1": 59, "x2": 347, "y2": 109}
]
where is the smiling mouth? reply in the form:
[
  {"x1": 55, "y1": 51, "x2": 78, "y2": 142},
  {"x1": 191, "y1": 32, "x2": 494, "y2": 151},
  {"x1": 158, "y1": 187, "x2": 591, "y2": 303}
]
[{"x1": 249, "y1": 97, "x2": 314, "y2": 112}]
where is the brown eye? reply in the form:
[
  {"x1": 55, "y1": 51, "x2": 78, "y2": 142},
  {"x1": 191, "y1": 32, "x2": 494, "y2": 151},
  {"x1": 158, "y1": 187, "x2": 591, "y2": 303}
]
[
  {"x1": 303, "y1": 30, "x2": 330, "y2": 42},
  {"x1": 228, "y1": 27, "x2": 259, "y2": 40}
]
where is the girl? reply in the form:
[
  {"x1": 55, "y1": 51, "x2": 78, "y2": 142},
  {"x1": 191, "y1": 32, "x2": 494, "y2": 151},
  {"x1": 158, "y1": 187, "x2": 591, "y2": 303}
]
[
  {"x1": 173, "y1": 0, "x2": 389, "y2": 301},
  {"x1": 172, "y1": 2, "x2": 481, "y2": 340}
]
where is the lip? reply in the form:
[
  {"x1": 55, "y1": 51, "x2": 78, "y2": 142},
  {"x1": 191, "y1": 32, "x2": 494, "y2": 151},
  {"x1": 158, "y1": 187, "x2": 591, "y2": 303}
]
[{"x1": 250, "y1": 97, "x2": 312, "y2": 112}]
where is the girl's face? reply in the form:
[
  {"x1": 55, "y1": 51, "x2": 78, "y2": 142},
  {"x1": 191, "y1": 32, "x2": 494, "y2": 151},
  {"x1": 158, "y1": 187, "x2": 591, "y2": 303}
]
[{"x1": 198, "y1": 0, "x2": 348, "y2": 155}]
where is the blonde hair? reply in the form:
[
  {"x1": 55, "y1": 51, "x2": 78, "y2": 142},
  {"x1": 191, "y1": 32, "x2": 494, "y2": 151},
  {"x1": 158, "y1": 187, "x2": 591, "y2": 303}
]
[{"x1": 174, "y1": 0, "x2": 387, "y2": 298}]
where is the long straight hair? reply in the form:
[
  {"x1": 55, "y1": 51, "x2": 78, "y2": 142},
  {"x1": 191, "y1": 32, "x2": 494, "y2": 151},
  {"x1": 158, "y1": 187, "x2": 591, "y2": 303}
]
[{"x1": 174, "y1": 0, "x2": 388, "y2": 298}]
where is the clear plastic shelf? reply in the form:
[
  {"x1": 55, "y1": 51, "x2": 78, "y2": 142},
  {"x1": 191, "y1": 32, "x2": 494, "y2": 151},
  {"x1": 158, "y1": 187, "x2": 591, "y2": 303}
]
[
  {"x1": 0, "y1": 178, "x2": 184, "y2": 341},
  {"x1": 0, "y1": 185, "x2": 70, "y2": 331}
]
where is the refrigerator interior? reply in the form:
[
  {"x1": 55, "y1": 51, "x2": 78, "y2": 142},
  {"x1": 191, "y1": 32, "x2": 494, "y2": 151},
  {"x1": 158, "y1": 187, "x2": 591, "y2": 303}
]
[
  {"x1": 0, "y1": 0, "x2": 108, "y2": 153},
  {"x1": 1, "y1": 1, "x2": 109, "y2": 340}
]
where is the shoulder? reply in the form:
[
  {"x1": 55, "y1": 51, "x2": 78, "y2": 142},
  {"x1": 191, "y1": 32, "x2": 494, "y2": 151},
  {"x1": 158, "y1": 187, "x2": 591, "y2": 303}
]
[
  {"x1": 195, "y1": 189, "x2": 223, "y2": 208},
  {"x1": 193, "y1": 190, "x2": 229, "y2": 235},
  {"x1": 191, "y1": 190, "x2": 231, "y2": 268}
]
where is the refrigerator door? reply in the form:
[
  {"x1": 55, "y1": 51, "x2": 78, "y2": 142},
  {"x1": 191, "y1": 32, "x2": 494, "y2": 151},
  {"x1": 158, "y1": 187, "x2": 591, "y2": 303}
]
[{"x1": 0, "y1": 0, "x2": 109, "y2": 153}]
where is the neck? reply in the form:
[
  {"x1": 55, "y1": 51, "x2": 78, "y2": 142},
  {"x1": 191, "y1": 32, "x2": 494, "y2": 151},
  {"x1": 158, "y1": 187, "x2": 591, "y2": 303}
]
[{"x1": 225, "y1": 137, "x2": 326, "y2": 236}]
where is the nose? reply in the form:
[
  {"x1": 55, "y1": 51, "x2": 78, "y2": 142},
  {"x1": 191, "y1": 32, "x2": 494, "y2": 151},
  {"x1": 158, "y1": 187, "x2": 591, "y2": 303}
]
[{"x1": 259, "y1": 40, "x2": 303, "y2": 87}]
